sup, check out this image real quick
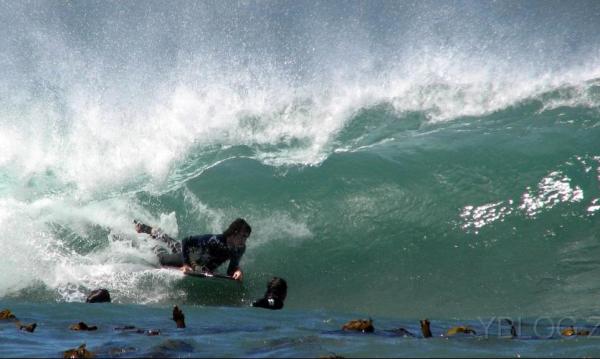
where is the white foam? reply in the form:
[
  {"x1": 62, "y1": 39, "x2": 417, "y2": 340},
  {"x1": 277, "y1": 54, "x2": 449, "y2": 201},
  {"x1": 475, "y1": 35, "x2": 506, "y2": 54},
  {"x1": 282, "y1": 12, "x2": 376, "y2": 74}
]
[
  {"x1": 2, "y1": 52, "x2": 600, "y2": 197},
  {"x1": 0, "y1": 194, "x2": 167, "y2": 299}
]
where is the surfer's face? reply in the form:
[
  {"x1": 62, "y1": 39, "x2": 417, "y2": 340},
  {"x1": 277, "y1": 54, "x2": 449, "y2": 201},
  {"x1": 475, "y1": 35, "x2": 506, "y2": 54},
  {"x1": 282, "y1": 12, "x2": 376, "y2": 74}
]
[{"x1": 227, "y1": 229, "x2": 249, "y2": 248}]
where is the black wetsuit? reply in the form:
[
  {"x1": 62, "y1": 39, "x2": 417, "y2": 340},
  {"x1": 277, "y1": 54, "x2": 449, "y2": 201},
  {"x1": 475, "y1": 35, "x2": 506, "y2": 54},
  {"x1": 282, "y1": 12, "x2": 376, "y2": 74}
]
[
  {"x1": 154, "y1": 231, "x2": 244, "y2": 276},
  {"x1": 182, "y1": 234, "x2": 245, "y2": 276},
  {"x1": 152, "y1": 230, "x2": 184, "y2": 267}
]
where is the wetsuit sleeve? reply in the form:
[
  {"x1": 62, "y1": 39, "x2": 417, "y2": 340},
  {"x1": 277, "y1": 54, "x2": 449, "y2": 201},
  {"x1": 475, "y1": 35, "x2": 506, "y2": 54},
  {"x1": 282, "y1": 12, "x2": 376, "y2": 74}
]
[
  {"x1": 226, "y1": 246, "x2": 245, "y2": 276},
  {"x1": 181, "y1": 236, "x2": 199, "y2": 266}
]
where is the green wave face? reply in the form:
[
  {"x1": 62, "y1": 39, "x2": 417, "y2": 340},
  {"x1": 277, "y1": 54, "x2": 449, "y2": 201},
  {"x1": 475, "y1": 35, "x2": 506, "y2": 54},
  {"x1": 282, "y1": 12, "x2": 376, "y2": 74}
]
[{"x1": 163, "y1": 99, "x2": 600, "y2": 318}]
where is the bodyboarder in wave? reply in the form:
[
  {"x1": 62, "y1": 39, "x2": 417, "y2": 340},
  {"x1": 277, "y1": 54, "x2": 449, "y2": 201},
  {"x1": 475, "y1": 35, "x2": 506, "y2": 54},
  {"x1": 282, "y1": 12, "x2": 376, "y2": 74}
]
[{"x1": 134, "y1": 218, "x2": 251, "y2": 282}]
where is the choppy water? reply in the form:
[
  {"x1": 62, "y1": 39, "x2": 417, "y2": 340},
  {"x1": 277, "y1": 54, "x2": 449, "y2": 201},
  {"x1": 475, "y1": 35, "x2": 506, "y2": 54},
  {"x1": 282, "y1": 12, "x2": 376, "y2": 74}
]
[
  {"x1": 1, "y1": 0, "x2": 600, "y2": 356},
  {"x1": 4, "y1": 301, "x2": 600, "y2": 358}
]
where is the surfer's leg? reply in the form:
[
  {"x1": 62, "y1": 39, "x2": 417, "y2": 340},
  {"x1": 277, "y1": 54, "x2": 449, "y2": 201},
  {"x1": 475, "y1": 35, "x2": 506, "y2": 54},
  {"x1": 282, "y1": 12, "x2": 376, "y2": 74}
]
[
  {"x1": 135, "y1": 220, "x2": 182, "y2": 253},
  {"x1": 134, "y1": 220, "x2": 153, "y2": 234},
  {"x1": 152, "y1": 231, "x2": 182, "y2": 254},
  {"x1": 157, "y1": 252, "x2": 184, "y2": 267}
]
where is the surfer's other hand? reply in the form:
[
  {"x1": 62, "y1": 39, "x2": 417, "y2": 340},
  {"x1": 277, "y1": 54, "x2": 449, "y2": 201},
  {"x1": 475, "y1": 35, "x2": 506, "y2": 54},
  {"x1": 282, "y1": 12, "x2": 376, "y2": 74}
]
[
  {"x1": 181, "y1": 265, "x2": 193, "y2": 273},
  {"x1": 232, "y1": 269, "x2": 243, "y2": 281}
]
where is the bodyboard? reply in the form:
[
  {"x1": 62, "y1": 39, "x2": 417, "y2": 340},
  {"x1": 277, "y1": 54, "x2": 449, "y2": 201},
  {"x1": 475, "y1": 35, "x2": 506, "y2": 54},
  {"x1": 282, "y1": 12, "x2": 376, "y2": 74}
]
[
  {"x1": 162, "y1": 266, "x2": 235, "y2": 281},
  {"x1": 184, "y1": 271, "x2": 236, "y2": 281}
]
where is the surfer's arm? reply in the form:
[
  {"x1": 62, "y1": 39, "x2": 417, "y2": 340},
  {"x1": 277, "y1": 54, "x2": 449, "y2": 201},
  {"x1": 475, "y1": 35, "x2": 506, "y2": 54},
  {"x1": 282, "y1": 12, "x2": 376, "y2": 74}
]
[
  {"x1": 177, "y1": 237, "x2": 193, "y2": 273},
  {"x1": 181, "y1": 236, "x2": 198, "y2": 267},
  {"x1": 227, "y1": 247, "x2": 245, "y2": 278},
  {"x1": 226, "y1": 262, "x2": 241, "y2": 276},
  {"x1": 180, "y1": 264, "x2": 193, "y2": 273}
]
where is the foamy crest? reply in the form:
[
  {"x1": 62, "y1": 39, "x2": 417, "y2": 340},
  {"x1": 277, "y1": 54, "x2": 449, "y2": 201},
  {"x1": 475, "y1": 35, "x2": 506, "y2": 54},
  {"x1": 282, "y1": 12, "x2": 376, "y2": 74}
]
[
  {"x1": 2, "y1": 47, "x2": 599, "y2": 199},
  {"x1": 540, "y1": 79, "x2": 600, "y2": 113},
  {"x1": 385, "y1": 52, "x2": 600, "y2": 122}
]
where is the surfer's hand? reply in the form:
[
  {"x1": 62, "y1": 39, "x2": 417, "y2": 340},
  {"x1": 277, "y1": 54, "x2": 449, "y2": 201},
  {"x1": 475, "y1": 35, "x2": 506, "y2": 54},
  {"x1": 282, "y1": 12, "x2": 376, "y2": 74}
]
[
  {"x1": 232, "y1": 269, "x2": 243, "y2": 281},
  {"x1": 181, "y1": 265, "x2": 193, "y2": 273}
]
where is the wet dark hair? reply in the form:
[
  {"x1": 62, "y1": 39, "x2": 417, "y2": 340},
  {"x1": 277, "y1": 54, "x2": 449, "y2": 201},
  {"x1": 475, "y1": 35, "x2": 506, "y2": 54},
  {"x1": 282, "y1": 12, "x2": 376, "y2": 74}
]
[
  {"x1": 222, "y1": 218, "x2": 252, "y2": 239},
  {"x1": 266, "y1": 277, "x2": 287, "y2": 301}
]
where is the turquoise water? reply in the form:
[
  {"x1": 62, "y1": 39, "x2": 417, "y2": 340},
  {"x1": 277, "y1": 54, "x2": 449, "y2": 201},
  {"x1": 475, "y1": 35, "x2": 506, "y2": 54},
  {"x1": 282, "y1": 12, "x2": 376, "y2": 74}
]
[{"x1": 1, "y1": 0, "x2": 600, "y2": 356}]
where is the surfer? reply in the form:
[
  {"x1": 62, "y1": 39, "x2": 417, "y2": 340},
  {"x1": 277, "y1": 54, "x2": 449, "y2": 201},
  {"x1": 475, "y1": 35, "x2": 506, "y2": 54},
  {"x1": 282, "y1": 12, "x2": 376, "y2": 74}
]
[{"x1": 134, "y1": 218, "x2": 251, "y2": 281}]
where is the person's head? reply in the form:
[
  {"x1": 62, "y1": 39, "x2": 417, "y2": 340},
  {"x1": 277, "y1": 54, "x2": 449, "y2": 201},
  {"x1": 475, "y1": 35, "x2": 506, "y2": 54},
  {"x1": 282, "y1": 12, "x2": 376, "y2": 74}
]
[
  {"x1": 223, "y1": 218, "x2": 252, "y2": 248},
  {"x1": 266, "y1": 277, "x2": 287, "y2": 301}
]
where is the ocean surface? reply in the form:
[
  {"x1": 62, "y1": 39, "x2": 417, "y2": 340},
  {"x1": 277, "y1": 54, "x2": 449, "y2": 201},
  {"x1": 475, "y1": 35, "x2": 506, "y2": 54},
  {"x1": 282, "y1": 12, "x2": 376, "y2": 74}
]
[{"x1": 1, "y1": 0, "x2": 600, "y2": 357}]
